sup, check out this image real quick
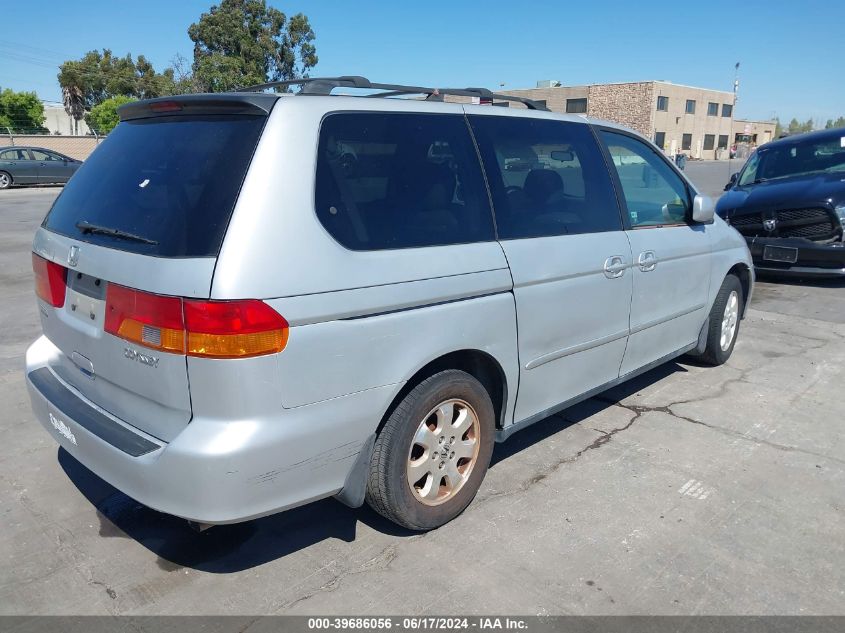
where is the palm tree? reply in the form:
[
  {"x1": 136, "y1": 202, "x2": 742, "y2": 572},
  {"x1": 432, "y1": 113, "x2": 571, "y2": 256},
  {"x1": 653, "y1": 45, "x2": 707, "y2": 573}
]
[{"x1": 62, "y1": 85, "x2": 85, "y2": 135}]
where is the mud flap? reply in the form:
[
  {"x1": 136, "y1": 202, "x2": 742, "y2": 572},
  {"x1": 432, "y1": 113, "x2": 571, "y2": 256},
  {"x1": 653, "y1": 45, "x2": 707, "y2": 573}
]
[
  {"x1": 694, "y1": 316, "x2": 709, "y2": 355},
  {"x1": 334, "y1": 433, "x2": 376, "y2": 508}
]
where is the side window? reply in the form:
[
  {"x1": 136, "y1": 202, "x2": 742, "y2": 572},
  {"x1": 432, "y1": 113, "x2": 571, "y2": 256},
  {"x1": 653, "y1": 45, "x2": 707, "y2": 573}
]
[
  {"x1": 469, "y1": 116, "x2": 622, "y2": 239},
  {"x1": 0, "y1": 149, "x2": 28, "y2": 160},
  {"x1": 30, "y1": 150, "x2": 58, "y2": 161},
  {"x1": 315, "y1": 113, "x2": 494, "y2": 250},
  {"x1": 600, "y1": 130, "x2": 691, "y2": 228}
]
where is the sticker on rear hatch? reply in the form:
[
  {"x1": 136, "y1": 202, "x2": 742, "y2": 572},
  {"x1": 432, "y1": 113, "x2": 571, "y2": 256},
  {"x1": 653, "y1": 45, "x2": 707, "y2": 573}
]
[{"x1": 49, "y1": 412, "x2": 77, "y2": 445}]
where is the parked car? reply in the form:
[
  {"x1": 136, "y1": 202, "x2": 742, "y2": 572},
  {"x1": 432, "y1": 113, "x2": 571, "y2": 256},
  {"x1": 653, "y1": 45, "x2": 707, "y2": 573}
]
[
  {"x1": 25, "y1": 79, "x2": 753, "y2": 531},
  {"x1": 0, "y1": 146, "x2": 82, "y2": 189},
  {"x1": 718, "y1": 127, "x2": 845, "y2": 277}
]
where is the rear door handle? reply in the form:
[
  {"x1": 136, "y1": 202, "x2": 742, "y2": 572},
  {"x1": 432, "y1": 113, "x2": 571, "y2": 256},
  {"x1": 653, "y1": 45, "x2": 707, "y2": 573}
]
[
  {"x1": 603, "y1": 255, "x2": 627, "y2": 279},
  {"x1": 637, "y1": 250, "x2": 657, "y2": 272}
]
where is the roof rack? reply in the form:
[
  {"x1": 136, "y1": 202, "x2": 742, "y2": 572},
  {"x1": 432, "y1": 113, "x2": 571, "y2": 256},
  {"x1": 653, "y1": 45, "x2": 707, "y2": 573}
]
[{"x1": 235, "y1": 76, "x2": 550, "y2": 111}]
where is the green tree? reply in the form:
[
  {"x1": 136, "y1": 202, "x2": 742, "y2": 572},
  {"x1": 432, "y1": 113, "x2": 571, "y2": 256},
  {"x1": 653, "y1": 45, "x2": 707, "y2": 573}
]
[
  {"x1": 0, "y1": 87, "x2": 47, "y2": 133},
  {"x1": 187, "y1": 0, "x2": 317, "y2": 92},
  {"x1": 85, "y1": 95, "x2": 136, "y2": 134},
  {"x1": 824, "y1": 116, "x2": 845, "y2": 129},
  {"x1": 785, "y1": 118, "x2": 815, "y2": 134},
  {"x1": 58, "y1": 49, "x2": 178, "y2": 111}
]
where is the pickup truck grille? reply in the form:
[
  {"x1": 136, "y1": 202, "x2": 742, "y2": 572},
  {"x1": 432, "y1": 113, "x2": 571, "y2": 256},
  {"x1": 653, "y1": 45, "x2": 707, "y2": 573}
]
[{"x1": 730, "y1": 207, "x2": 837, "y2": 241}]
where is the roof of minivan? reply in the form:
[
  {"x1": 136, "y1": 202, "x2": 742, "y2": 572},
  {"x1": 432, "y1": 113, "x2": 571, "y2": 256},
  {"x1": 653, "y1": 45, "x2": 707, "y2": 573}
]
[{"x1": 119, "y1": 90, "x2": 640, "y2": 138}]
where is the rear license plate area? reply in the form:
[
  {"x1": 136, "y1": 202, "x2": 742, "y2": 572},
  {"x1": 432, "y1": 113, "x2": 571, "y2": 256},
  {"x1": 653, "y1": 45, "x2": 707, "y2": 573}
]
[
  {"x1": 65, "y1": 272, "x2": 106, "y2": 326},
  {"x1": 763, "y1": 245, "x2": 798, "y2": 264}
]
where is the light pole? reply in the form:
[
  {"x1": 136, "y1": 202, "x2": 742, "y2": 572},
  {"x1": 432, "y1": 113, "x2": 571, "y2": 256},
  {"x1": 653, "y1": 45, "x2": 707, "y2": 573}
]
[{"x1": 733, "y1": 62, "x2": 740, "y2": 113}]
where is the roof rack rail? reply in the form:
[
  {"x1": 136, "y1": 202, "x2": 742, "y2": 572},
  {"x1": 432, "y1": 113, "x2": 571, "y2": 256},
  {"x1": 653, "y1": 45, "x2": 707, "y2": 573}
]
[{"x1": 235, "y1": 76, "x2": 550, "y2": 111}]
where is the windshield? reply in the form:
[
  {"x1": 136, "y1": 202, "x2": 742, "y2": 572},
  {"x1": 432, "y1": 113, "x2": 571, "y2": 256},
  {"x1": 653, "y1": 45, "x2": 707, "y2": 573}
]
[
  {"x1": 737, "y1": 133, "x2": 845, "y2": 186},
  {"x1": 43, "y1": 114, "x2": 265, "y2": 257}
]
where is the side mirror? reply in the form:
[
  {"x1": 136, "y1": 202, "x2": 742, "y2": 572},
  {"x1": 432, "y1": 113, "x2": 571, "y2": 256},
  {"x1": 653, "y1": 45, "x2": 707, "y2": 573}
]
[
  {"x1": 724, "y1": 172, "x2": 738, "y2": 191},
  {"x1": 692, "y1": 194, "x2": 715, "y2": 223}
]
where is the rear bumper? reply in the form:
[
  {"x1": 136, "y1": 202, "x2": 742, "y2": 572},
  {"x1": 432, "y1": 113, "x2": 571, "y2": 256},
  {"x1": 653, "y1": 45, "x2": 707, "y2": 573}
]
[
  {"x1": 748, "y1": 236, "x2": 845, "y2": 278},
  {"x1": 26, "y1": 335, "x2": 391, "y2": 524}
]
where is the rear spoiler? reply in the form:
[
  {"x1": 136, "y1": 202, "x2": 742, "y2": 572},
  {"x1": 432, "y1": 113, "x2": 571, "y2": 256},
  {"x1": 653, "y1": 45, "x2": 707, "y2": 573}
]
[{"x1": 119, "y1": 93, "x2": 278, "y2": 121}]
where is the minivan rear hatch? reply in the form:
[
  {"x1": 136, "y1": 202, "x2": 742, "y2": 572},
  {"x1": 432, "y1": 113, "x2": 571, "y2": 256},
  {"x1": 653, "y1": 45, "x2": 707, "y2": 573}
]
[{"x1": 33, "y1": 95, "x2": 272, "y2": 441}]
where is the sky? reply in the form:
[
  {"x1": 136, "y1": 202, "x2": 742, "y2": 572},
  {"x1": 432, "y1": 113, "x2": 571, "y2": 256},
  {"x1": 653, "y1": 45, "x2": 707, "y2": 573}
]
[{"x1": 2, "y1": 0, "x2": 843, "y2": 124}]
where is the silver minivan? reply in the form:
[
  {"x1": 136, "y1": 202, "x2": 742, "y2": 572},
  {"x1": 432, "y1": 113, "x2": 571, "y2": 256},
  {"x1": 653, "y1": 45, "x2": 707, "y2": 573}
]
[{"x1": 26, "y1": 78, "x2": 753, "y2": 531}]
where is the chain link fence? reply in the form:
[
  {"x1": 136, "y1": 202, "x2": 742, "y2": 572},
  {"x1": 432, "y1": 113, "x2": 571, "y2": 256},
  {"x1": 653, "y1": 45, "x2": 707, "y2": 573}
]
[{"x1": 2, "y1": 123, "x2": 103, "y2": 160}]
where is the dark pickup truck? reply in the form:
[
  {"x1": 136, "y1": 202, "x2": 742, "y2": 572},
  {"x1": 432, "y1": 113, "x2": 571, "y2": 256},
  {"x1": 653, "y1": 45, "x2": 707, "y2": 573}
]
[{"x1": 717, "y1": 127, "x2": 845, "y2": 277}]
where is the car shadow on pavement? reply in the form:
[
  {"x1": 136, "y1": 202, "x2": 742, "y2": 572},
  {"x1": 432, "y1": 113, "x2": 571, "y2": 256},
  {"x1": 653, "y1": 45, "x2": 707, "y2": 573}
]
[
  {"x1": 58, "y1": 448, "x2": 416, "y2": 574},
  {"x1": 58, "y1": 360, "x2": 688, "y2": 573}
]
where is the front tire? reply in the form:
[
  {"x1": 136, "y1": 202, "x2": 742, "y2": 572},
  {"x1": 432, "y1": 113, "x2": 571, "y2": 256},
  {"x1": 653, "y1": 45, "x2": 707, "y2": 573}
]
[
  {"x1": 700, "y1": 274, "x2": 744, "y2": 365},
  {"x1": 0, "y1": 171, "x2": 11, "y2": 190},
  {"x1": 366, "y1": 370, "x2": 495, "y2": 530}
]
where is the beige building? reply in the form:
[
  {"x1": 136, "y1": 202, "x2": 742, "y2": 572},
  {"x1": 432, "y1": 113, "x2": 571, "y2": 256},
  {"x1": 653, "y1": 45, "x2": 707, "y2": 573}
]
[
  {"x1": 42, "y1": 102, "x2": 91, "y2": 136},
  {"x1": 497, "y1": 80, "x2": 775, "y2": 160}
]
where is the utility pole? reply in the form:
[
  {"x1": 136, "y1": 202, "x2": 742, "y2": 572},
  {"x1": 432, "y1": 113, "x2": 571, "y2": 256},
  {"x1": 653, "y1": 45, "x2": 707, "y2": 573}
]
[{"x1": 733, "y1": 62, "x2": 740, "y2": 113}]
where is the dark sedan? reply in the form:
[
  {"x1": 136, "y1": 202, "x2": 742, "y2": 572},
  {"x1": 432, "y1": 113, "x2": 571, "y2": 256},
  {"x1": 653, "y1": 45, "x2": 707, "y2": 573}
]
[
  {"x1": 717, "y1": 127, "x2": 845, "y2": 277},
  {"x1": 0, "y1": 146, "x2": 82, "y2": 189}
]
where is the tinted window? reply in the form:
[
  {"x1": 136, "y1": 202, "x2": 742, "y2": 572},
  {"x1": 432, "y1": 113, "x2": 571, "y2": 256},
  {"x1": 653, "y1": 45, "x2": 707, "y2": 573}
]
[
  {"x1": 469, "y1": 116, "x2": 622, "y2": 239},
  {"x1": 682, "y1": 134, "x2": 692, "y2": 150},
  {"x1": 722, "y1": 104, "x2": 733, "y2": 117},
  {"x1": 685, "y1": 100, "x2": 696, "y2": 114},
  {"x1": 707, "y1": 102, "x2": 718, "y2": 116},
  {"x1": 654, "y1": 132, "x2": 665, "y2": 149},
  {"x1": 44, "y1": 115, "x2": 265, "y2": 257},
  {"x1": 657, "y1": 96, "x2": 669, "y2": 111},
  {"x1": 315, "y1": 113, "x2": 494, "y2": 250},
  {"x1": 718, "y1": 134, "x2": 729, "y2": 149},
  {"x1": 703, "y1": 134, "x2": 715, "y2": 150},
  {"x1": 737, "y1": 133, "x2": 845, "y2": 186},
  {"x1": 601, "y1": 130, "x2": 690, "y2": 228}
]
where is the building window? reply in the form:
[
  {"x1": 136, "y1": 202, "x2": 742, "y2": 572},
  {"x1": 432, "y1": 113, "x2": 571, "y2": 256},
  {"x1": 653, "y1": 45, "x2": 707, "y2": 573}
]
[
  {"x1": 707, "y1": 102, "x2": 718, "y2": 116},
  {"x1": 722, "y1": 104, "x2": 733, "y2": 117},
  {"x1": 533, "y1": 100, "x2": 547, "y2": 108},
  {"x1": 565, "y1": 98, "x2": 587, "y2": 114},
  {"x1": 685, "y1": 99, "x2": 696, "y2": 114},
  {"x1": 703, "y1": 134, "x2": 715, "y2": 150},
  {"x1": 654, "y1": 131, "x2": 665, "y2": 148},
  {"x1": 682, "y1": 134, "x2": 692, "y2": 150},
  {"x1": 656, "y1": 96, "x2": 669, "y2": 111},
  {"x1": 717, "y1": 134, "x2": 729, "y2": 149}
]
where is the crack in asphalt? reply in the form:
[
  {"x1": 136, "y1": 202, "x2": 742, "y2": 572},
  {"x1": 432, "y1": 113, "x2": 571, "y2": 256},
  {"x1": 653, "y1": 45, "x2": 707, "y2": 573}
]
[{"x1": 273, "y1": 544, "x2": 399, "y2": 613}]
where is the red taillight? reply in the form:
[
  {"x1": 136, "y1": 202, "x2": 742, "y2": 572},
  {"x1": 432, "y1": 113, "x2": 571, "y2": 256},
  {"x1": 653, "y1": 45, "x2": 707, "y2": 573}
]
[
  {"x1": 104, "y1": 284, "x2": 289, "y2": 358},
  {"x1": 184, "y1": 299, "x2": 289, "y2": 358},
  {"x1": 149, "y1": 101, "x2": 183, "y2": 113},
  {"x1": 105, "y1": 284, "x2": 185, "y2": 353},
  {"x1": 32, "y1": 253, "x2": 67, "y2": 307}
]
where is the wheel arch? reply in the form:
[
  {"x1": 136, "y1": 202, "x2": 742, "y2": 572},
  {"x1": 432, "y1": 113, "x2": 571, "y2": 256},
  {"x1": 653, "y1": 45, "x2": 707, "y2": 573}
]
[
  {"x1": 377, "y1": 349, "x2": 509, "y2": 435},
  {"x1": 727, "y1": 262, "x2": 752, "y2": 318}
]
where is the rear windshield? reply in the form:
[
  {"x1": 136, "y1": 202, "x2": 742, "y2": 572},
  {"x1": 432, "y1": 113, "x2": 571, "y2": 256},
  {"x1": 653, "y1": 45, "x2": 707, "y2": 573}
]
[{"x1": 43, "y1": 114, "x2": 266, "y2": 257}]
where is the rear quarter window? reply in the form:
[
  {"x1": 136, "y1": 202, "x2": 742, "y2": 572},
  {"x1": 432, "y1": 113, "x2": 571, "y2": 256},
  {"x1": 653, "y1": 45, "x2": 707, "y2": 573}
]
[
  {"x1": 315, "y1": 112, "x2": 495, "y2": 250},
  {"x1": 43, "y1": 114, "x2": 265, "y2": 257}
]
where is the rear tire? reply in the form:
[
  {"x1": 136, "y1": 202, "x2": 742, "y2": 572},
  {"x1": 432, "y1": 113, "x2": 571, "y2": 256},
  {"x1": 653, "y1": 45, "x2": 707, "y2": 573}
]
[
  {"x1": 0, "y1": 171, "x2": 11, "y2": 190},
  {"x1": 366, "y1": 369, "x2": 495, "y2": 531},
  {"x1": 700, "y1": 274, "x2": 744, "y2": 366}
]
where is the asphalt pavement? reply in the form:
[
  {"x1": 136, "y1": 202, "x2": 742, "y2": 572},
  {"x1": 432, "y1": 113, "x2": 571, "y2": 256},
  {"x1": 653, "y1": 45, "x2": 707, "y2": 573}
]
[{"x1": 1, "y1": 169, "x2": 843, "y2": 615}]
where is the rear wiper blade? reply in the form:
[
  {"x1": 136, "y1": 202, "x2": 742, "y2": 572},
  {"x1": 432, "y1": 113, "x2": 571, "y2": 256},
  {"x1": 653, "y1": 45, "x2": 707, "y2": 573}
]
[{"x1": 75, "y1": 221, "x2": 158, "y2": 245}]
